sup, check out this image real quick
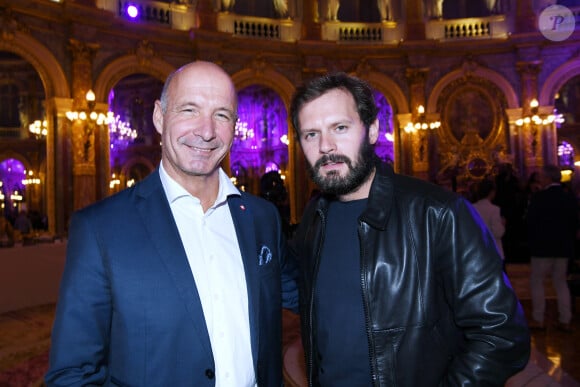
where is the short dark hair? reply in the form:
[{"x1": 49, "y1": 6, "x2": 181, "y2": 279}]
[{"x1": 289, "y1": 72, "x2": 378, "y2": 138}]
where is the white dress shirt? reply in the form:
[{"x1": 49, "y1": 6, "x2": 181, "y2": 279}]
[{"x1": 159, "y1": 164, "x2": 256, "y2": 387}]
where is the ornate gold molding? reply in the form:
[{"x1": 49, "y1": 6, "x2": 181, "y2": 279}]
[
  {"x1": 434, "y1": 75, "x2": 510, "y2": 185},
  {"x1": 250, "y1": 54, "x2": 269, "y2": 76},
  {"x1": 0, "y1": 7, "x2": 27, "y2": 41},
  {"x1": 135, "y1": 40, "x2": 155, "y2": 67},
  {"x1": 515, "y1": 60, "x2": 542, "y2": 77},
  {"x1": 355, "y1": 58, "x2": 373, "y2": 79},
  {"x1": 405, "y1": 67, "x2": 429, "y2": 85},
  {"x1": 68, "y1": 38, "x2": 100, "y2": 64}
]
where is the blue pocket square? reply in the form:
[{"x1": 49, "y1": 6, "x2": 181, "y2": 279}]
[{"x1": 258, "y1": 245, "x2": 272, "y2": 266}]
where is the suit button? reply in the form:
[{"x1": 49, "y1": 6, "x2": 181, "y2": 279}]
[{"x1": 205, "y1": 369, "x2": 215, "y2": 379}]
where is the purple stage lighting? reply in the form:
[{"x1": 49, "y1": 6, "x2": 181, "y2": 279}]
[{"x1": 127, "y1": 5, "x2": 139, "y2": 19}]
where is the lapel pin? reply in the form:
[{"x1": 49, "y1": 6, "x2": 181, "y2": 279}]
[{"x1": 240, "y1": 205, "x2": 246, "y2": 210}]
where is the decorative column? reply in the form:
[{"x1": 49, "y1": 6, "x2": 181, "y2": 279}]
[
  {"x1": 505, "y1": 107, "x2": 525, "y2": 175},
  {"x1": 396, "y1": 113, "x2": 413, "y2": 175},
  {"x1": 406, "y1": 67, "x2": 430, "y2": 179},
  {"x1": 68, "y1": 39, "x2": 100, "y2": 211},
  {"x1": 49, "y1": 97, "x2": 75, "y2": 235},
  {"x1": 516, "y1": 60, "x2": 543, "y2": 173}
]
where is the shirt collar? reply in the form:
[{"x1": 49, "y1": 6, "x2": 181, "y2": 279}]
[{"x1": 159, "y1": 162, "x2": 241, "y2": 206}]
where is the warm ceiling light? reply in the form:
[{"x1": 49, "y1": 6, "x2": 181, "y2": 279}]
[{"x1": 85, "y1": 90, "x2": 96, "y2": 102}]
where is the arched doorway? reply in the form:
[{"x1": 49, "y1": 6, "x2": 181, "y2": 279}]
[
  {"x1": 230, "y1": 85, "x2": 289, "y2": 195},
  {"x1": 374, "y1": 90, "x2": 395, "y2": 164},
  {"x1": 0, "y1": 52, "x2": 46, "y2": 225},
  {"x1": 555, "y1": 75, "x2": 580, "y2": 190},
  {"x1": 107, "y1": 73, "x2": 163, "y2": 194}
]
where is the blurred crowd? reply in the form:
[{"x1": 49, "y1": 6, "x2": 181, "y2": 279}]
[
  {"x1": 0, "y1": 209, "x2": 48, "y2": 247},
  {"x1": 467, "y1": 163, "x2": 580, "y2": 264}
]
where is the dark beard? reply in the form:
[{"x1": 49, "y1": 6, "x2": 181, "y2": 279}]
[{"x1": 307, "y1": 140, "x2": 376, "y2": 196}]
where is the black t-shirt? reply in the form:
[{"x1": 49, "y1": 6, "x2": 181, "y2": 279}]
[{"x1": 314, "y1": 198, "x2": 373, "y2": 386}]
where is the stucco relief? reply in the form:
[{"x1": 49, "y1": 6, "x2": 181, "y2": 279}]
[
  {"x1": 444, "y1": 85, "x2": 495, "y2": 143},
  {"x1": 435, "y1": 77, "x2": 509, "y2": 187}
]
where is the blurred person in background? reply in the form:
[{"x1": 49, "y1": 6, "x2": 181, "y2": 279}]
[
  {"x1": 526, "y1": 164, "x2": 578, "y2": 332},
  {"x1": 472, "y1": 178, "x2": 506, "y2": 260}
]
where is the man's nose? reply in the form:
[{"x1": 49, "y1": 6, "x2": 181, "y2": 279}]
[
  {"x1": 193, "y1": 114, "x2": 217, "y2": 140},
  {"x1": 319, "y1": 134, "x2": 335, "y2": 154}
]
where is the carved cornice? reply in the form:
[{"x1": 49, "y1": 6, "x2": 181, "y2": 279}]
[
  {"x1": 68, "y1": 38, "x2": 100, "y2": 63},
  {"x1": 135, "y1": 40, "x2": 155, "y2": 67},
  {"x1": 460, "y1": 58, "x2": 478, "y2": 77},
  {"x1": 405, "y1": 67, "x2": 429, "y2": 85},
  {"x1": 515, "y1": 60, "x2": 542, "y2": 77},
  {"x1": 250, "y1": 54, "x2": 270, "y2": 76},
  {"x1": 0, "y1": 7, "x2": 27, "y2": 41},
  {"x1": 354, "y1": 58, "x2": 373, "y2": 79},
  {"x1": 457, "y1": 56, "x2": 487, "y2": 80}
]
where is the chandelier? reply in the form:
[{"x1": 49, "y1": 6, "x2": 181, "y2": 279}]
[
  {"x1": 22, "y1": 170, "x2": 41, "y2": 185},
  {"x1": 28, "y1": 120, "x2": 48, "y2": 138},
  {"x1": 66, "y1": 89, "x2": 113, "y2": 162},
  {"x1": 66, "y1": 90, "x2": 114, "y2": 125},
  {"x1": 109, "y1": 114, "x2": 137, "y2": 150},
  {"x1": 404, "y1": 105, "x2": 441, "y2": 133},
  {"x1": 515, "y1": 98, "x2": 564, "y2": 156},
  {"x1": 66, "y1": 90, "x2": 137, "y2": 153},
  {"x1": 234, "y1": 120, "x2": 255, "y2": 141},
  {"x1": 515, "y1": 99, "x2": 563, "y2": 127}
]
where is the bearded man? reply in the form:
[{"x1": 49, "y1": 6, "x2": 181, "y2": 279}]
[{"x1": 288, "y1": 72, "x2": 530, "y2": 386}]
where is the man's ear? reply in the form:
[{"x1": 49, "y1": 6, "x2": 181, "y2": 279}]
[
  {"x1": 368, "y1": 118, "x2": 379, "y2": 145},
  {"x1": 153, "y1": 100, "x2": 164, "y2": 135}
]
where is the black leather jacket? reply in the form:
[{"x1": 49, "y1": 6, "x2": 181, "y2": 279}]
[{"x1": 290, "y1": 162, "x2": 530, "y2": 386}]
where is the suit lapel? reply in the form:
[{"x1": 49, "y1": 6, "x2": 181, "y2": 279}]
[
  {"x1": 228, "y1": 195, "x2": 261, "y2": 364},
  {"x1": 134, "y1": 171, "x2": 213, "y2": 358}
]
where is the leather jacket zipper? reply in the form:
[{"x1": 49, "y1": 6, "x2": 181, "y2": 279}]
[
  {"x1": 359, "y1": 220, "x2": 379, "y2": 386},
  {"x1": 307, "y1": 208, "x2": 326, "y2": 386}
]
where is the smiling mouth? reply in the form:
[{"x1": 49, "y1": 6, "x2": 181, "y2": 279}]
[
  {"x1": 189, "y1": 146, "x2": 212, "y2": 153},
  {"x1": 178, "y1": 139, "x2": 215, "y2": 153}
]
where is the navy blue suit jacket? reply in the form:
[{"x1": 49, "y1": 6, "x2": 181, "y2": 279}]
[{"x1": 46, "y1": 169, "x2": 297, "y2": 386}]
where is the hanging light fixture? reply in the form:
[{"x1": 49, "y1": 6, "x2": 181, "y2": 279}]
[
  {"x1": 515, "y1": 98, "x2": 564, "y2": 157},
  {"x1": 404, "y1": 105, "x2": 441, "y2": 133},
  {"x1": 28, "y1": 120, "x2": 48, "y2": 138},
  {"x1": 109, "y1": 114, "x2": 137, "y2": 150},
  {"x1": 66, "y1": 90, "x2": 114, "y2": 125}
]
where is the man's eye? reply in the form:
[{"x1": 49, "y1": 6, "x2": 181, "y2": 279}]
[
  {"x1": 180, "y1": 107, "x2": 198, "y2": 115},
  {"x1": 335, "y1": 124, "x2": 347, "y2": 132},
  {"x1": 303, "y1": 132, "x2": 317, "y2": 140},
  {"x1": 215, "y1": 112, "x2": 233, "y2": 122}
]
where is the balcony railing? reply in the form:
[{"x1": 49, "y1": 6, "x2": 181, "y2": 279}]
[
  {"x1": 426, "y1": 15, "x2": 510, "y2": 40},
  {"x1": 90, "y1": 2, "x2": 526, "y2": 44},
  {"x1": 322, "y1": 20, "x2": 402, "y2": 43},
  {"x1": 217, "y1": 13, "x2": 301, "y2": 42},
  {"x1": 96, "y1": 0, "x2": 197, "y2": 31}
]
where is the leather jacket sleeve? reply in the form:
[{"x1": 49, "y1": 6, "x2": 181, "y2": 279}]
[{"x1": 432, "y1": 197, "x2": 530, "y2": 385}]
